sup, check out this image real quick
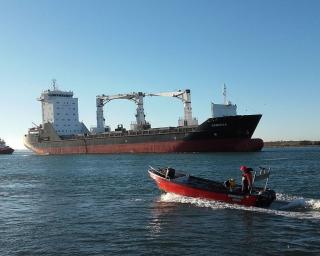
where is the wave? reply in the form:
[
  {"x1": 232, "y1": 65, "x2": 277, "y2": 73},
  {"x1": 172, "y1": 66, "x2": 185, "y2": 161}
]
[
  {"x1": 264, "y1": 157, "x2": 289, "y2": 161},
  {"x1": 276, "y1": 193, "x2": 320, "y2": 211},
  {"x1": 306, "y1": 199, "x2": 320, "y2": 210},
  {"x1": 159, "y1": 192, "x2": 320, "y2": 220},
  {"x1": 276, "y1": 192, "x2": 303, "y2": 201},
  {"x1": 0, "y1": 192, "x2": 10, "y2": 197}
]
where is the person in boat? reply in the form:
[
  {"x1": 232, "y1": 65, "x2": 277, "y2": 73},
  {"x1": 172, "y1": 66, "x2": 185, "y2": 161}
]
[
  {"x1": 165, "y1": 167, "x2": 176, "y2": 179},
  {"x1": 240, "y1": 166, "x2": 253, "y2": 193}
]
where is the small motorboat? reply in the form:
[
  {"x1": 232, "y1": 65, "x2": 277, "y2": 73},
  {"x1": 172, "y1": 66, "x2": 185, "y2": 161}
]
[
  {"x1": 0, "y1": 138, "x2": 14, "y2": 154},
  {"x1": 148, "y1": 166, "x2": 276, "y2": 207}
]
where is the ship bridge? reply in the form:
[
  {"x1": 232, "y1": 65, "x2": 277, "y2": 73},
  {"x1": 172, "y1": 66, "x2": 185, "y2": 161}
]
[{"x1": 38, "y1": 80, "x2": 88, "y2": 136}]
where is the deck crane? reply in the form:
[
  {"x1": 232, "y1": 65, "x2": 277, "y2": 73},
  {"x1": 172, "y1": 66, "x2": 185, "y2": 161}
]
[
  {"x1": 95, "y1": 92, "x2": 149, "y2": 133},
  {"x1": 146, "y1": 89, "x2": 198, "y2": 127}
]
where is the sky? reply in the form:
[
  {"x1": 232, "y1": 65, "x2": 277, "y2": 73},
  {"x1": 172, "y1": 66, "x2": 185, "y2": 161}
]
[{"x1": 0, "y1": 0, "x2": 319, "y2": 149}]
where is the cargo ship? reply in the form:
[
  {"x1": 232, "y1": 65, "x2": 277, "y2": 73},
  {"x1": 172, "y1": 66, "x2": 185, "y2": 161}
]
[
  {"x1": 0, "y1": 138, "x2": 14, "y2": 154},
  {"x1": 24, "y1": 81, "x2": 263, "y2": 154}
]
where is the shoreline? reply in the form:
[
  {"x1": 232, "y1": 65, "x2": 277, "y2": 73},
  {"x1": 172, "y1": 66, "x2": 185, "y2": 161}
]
[{"x1": 264, "y1": 140, "x2": 320, "y2": 147}]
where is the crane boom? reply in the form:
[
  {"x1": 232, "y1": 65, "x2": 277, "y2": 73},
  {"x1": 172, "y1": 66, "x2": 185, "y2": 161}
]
[
  {"x1": 93, "y1": 88, "x2": 198, "y2": 134},
  {"x1": 97, "y1": 93, "x2": 138, "y2": 103},
  {"x1": 146, "y1": 89, "x2": 198, "y2": 126},
  {"x1": 95, "y1": 92, "x2": 148, "y2": 133},
  {"x1": 147, "y1": 90, "x2": 184, "y2": 98}
]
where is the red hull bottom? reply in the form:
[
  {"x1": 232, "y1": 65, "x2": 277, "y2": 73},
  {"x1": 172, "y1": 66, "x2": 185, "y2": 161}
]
[
  {"x1": 149, "y1": 171, "x2": 258, "y2": 207},
  {"x1": 25, "y1": 138, "x2": 263, "y2": 155}
]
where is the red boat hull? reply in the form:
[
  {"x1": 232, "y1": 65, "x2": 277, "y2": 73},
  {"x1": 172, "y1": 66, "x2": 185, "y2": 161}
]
[
  {"x1": 149, "y1": 171, "x2": 259, "y2": 207},
  {"x1": 24, "y1": 138, "x2": 263, "y2": 155}
]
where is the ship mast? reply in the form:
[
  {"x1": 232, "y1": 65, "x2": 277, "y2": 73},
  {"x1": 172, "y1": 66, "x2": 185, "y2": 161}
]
[
  {"x1": 51, "y1": 79, "x2": 60, "y2": 91},
  {"x1": 223, "y1": 84, "x2": 227, "y2": 105}
]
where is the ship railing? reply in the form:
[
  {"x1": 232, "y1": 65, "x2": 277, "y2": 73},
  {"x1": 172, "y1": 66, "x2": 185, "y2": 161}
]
[
  {"x1": 250, "y1": 167, "x2": 271, "y2": 193},
  {"x1": 73, "y1": 126, "x2": 196, "y2": 139}
]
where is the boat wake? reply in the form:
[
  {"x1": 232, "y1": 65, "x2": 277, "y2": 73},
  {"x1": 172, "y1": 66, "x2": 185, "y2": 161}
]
[
  {"x1": 306, "y1": 198, "x2": 320, "y2": 210},
  {"x1": 159, "y1": 193, "x2": 320, "y2": 220},
  {"x1": 275, "y1": 193, "x2": 320, "y2": 211}
]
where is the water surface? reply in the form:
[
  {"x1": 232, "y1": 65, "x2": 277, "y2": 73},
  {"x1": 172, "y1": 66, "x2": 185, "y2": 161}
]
[{"x1": 1, "y1": 147, "x2": 320, "y2": 255}]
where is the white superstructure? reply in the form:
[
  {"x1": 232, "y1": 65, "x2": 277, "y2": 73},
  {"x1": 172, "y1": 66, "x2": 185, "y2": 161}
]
[
  {"x1": 38, "y1": 80, "x2": 84, "y2": 136},
  {"x1": 211, "y1": 84, "x2": 237, "y2": 118},
  {"x1": 0, "y1": 138, "x2": 7, "y2": 148}
]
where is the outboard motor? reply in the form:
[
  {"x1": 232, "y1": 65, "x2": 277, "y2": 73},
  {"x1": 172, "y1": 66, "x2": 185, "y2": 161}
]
[
  {"x1": 256, "y1": 190, "x2": 276, "y2": 207},
  {"x1": 165, "y1": 168, "x2": 175, "y2": 179}
]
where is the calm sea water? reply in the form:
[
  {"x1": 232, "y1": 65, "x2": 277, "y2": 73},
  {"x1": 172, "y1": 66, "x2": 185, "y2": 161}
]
[{"x1": 1, "y1": 147, "x2": 320, "y2": 255}]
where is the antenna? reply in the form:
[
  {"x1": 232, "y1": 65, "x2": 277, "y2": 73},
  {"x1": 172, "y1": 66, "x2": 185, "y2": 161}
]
[
  {"x1": 32, "y1": 122, "x2": 40, "y2": 128},
  {"x1": 223, "y1": 83, "x2": 227, "y2": 105},
  {"x1": 52, "y1": 79, "x2": 57, "y2": 90}
]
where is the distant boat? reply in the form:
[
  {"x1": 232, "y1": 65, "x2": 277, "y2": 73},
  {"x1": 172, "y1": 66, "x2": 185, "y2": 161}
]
[{"x1": 0, "y1": 138, "x2": 14, "y2": 154}]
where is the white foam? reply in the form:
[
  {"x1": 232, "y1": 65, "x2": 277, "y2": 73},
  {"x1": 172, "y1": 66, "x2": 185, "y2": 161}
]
[
  {"x1": 276, "y1": 192, "x2": 303, "y2": 201},
  {"x1": 159, "y1": 192, "x2": 320, "y2": 220},
  {"x1": 159, "y1": 193, "x2": 228, "y2": 210},
  {"x1": 277, "y1": 193, "x2": 320, "y2": 211},
  {"x1": 306, "y1": 199, "x2": 320, "y2": 210},
  {"x1": 278, "y1": 199, "x2": 306, "y2": 210}
]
